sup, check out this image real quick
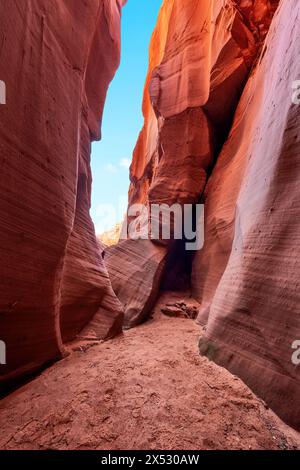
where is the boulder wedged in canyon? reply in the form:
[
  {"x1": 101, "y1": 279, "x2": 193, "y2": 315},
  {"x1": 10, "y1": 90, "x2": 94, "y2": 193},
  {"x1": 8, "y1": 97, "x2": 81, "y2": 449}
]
[
  {"x1": 106, "y1": 240, "x2": 167, "y2": 329},
  {"x1": 111, "y1": 0, "x2": 277, "y2": 327},
  {"x1": 193, "y1": 0, "x2": 300, "y2": 429},
  {"x1": 0, "y1": 0, "x2": 123, "y2": 385}
]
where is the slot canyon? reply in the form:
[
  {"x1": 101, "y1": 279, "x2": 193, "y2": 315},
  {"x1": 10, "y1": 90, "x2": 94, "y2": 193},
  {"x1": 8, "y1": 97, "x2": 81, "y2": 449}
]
[{"x1": 0, "y1": 0, "x2": 299, "y2": 451}]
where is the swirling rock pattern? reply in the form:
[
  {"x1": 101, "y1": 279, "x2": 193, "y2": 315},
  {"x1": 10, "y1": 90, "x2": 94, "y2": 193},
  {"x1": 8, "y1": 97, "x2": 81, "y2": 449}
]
[
  {"x1": 107, "y1": 0, "x2": 300, "y2": 430},
  {"x1": 0, "y1": 0, "x2": 124, "y2": 385},
  {"x1": 109, "y1": 0, "x2": 278, "y2": 328},
  {"x1": 193, "y1": 0, "x2": 300, "y2": 430}
]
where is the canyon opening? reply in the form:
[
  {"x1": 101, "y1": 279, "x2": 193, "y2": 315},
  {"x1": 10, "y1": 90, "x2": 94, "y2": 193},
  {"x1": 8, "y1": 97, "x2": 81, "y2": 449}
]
[{"x1": 0, "y1": 0, "x2": 299, "y2": 457}]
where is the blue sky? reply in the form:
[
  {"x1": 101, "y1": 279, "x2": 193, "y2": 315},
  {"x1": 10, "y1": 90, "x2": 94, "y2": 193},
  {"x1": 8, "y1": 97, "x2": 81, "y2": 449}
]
[{"x1": 91, "y1": 0, "x2": 162, "y2": 234}]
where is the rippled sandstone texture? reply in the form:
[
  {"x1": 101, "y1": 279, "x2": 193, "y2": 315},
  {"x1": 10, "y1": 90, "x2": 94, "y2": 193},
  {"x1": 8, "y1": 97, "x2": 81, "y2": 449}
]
[
  {"x1": 108, "y1": 0, "x2": 278, "y2": 326},
  {"x1": 108, "y1": 0, "x2": 300, "y2": 429},
  {"x1": 0, "y1": 0, "x2": 299, "y2": 435},
  {"x1": 193, "y1": 0, "x2": 300, "y2": 430},
  {"x1": 0, "y1": 0, "x2": 124, "y2": 385}
]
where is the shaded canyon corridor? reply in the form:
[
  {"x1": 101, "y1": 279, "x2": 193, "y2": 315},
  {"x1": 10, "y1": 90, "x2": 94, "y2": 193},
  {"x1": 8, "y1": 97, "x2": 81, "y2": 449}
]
[{"x1": 0, "y1": 0, "x2": 299, "y2": 451}]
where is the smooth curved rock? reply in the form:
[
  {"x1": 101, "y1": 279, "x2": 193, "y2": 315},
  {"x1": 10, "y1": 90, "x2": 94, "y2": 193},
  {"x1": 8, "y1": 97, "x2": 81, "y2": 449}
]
[
  {"x1": 193, "y1": 0, "x2": 300, "y2": 430},
  {"x1": 106, "y1": 240, "x2": 167, "y2": 329},
  {"x1": 129, "y1": 0, "x2": 262, "y2": 210},
  {"x1": 0, "y1": 0, "x2": 123, "y2": 385},
  {"x1": 111, "y1": 0, "x2": 274, "y2": 328}
]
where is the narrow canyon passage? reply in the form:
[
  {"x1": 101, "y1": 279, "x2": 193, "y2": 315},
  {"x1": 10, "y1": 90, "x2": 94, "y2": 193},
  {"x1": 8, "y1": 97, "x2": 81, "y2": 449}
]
[
  {"x1": 1, "y1": 0, "x2": 300, "y2": 452},
  {"x1": 0, "y1": 292, "x2": 299, "y2": 451}
]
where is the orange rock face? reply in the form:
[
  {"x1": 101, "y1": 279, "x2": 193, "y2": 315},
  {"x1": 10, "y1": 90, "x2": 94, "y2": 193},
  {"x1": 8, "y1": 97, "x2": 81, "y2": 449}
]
[
  {"x1": 109, "y1": 0, "x2": 277, "y2": 326},
  {"x1": 0, "y1": 0, "x2": 123, "y2": 385},
  {"x1": 0, "y1": 0, "x2": 299, "y2": 434},
  {"x1": 129, "y1": 0, "x2": 259, "y2": 209},
  {"x1": 106, "y1": 240, "x2": 167, "y2": 328},
  {"x1": 193, "y1": 0, "x2": 300, "y2": 430},
  {"x1": 108, "y1": 0, "x2": 300, "y2": 430}
]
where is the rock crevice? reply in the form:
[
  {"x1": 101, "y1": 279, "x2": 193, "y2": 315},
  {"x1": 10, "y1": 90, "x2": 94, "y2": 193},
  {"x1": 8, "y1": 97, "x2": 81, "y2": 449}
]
[{"x1": 107, "y1": 0, "x2": 300, "y2": 430}]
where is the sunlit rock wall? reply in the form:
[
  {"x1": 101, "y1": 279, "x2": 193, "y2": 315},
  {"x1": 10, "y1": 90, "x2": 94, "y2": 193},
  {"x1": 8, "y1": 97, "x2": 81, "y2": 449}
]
[{"x1": 108, "y1": 0, "x2": 276, "y2": 328}]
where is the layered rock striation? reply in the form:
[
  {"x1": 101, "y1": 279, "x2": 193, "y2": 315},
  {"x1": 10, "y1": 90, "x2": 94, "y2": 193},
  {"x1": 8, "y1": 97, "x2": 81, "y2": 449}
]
[
  {"x1": 0, "y1": 0, "x2": 124, "y2": 385},
  {"x1": 108, "y1": 0, "x2": 300, "y2": 429},
  {"x1": 0, "y1": 0, "x2": 299, "y2": 433},
  {"x1": 194, "y1": 0, "x2": 300, "y2": 430},
  {"x1": 108, "y1": 0, "x2": 278, "y2": 326}
]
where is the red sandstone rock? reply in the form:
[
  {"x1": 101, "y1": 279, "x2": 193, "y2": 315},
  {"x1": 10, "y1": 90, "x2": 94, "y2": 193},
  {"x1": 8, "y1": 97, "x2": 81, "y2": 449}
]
[
  {"x1": 129, "y1": 0, "x2": 260, "y2": 210},
  {"x1": 110, "y1": 0, "x2": 274, "y2": 328},
  {"x1": 1, "y1": 0, "x2": 298, "y2": 437},
  {"x1": 193, "y1": 0, "x2": 300, "y2": 430},
  {"x1": 0, "y1": 0, "x2": 123, "y2": 385},
  {"x1": 98, "y1": 223, "x2": 122, "y2": 247},
  {"x1": 105, "y1": 0, "x2": 299, "y2": 431},
  {"x1": 106, "y1": 240, "x2": 167, "y2": 329}
]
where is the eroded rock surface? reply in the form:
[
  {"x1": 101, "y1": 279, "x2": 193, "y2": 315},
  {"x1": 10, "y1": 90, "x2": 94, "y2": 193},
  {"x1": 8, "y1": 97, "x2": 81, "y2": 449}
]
[
  {"x1": 193, "y1": 0, "x2": 300, "y2": 430},
  {"x1": 106, "y1": 0, "x2": 300, "y2": 430},
  {"x1": 1, "y1": 0, "x2": 299, "y2": 436},
  {"x1": 0, "y1": 0, "x2": 124, "y2": 385},
  {"x1": 108, "y1": 0, "x2": 279, "y2": 326},
  {"x1": 106, "y1": 240, "x2": 167, "y2": 329}
]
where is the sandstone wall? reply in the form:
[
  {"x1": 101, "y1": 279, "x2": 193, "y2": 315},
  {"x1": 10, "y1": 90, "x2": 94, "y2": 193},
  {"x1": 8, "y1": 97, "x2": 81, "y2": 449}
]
[
  {"x1": 108, "y1": 0, "x2": 300, "y2": 429},
  {"x1": 1, "y1": 0, "x2": 299, "y2": 431},
  {"x1": 193, "y1": 0, "x2": 300, "y2": 429},
  {"x1": 108, "y1": 0, "x2": 277, "y2": 327},
  {"x1": 0, "y1": 0, "x2": 124, "y2": 385}
]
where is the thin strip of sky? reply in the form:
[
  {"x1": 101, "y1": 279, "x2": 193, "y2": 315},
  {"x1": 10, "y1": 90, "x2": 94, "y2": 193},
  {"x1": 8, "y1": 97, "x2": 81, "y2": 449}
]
[{"x1": 91, "y1": 0, "x2": 162, "y2": 235}]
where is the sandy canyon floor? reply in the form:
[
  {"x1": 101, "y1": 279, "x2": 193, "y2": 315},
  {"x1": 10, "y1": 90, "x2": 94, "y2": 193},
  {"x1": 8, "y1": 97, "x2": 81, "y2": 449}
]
[{"x1": 0, "y1": 292, "x2": 299, "y2": 450}]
